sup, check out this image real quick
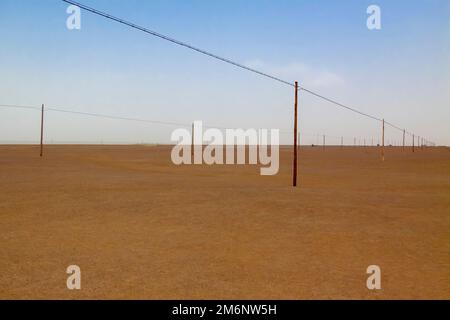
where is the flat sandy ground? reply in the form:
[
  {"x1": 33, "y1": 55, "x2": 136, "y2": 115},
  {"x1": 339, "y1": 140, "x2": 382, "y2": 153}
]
[{"x1": 0, "y1": 145, "x2": 449, "y2": 299}]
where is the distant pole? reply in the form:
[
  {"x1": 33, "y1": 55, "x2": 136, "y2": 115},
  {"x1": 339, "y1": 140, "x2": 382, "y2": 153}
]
[
  {"x1": 382, "y1": 119, "x2": 385, "y2": 161},
  {"x1": 421, "y1": 137, "x2": 424, "y2": 150},
  {"x1": 293, "y1": 81, "x2": 298, "y2": 187},
  {"x1": 323, "y1": 134, "x2": 325, "y2": 150},
  {"x1": 403, "y1": 129, "x2": 405, "y2": 151},
  {"x1": 364, "y1": 138, "x2": 366, "y2": 147},
  {"x1": 412, "y1": 134, "x2": 415, "y2": 152},
  {"x1": 40, "y1": 104, "x2": 44, "y2": 157},
  {"x1": 191, "y1": 122, "x2": 194, "y2": 159}
]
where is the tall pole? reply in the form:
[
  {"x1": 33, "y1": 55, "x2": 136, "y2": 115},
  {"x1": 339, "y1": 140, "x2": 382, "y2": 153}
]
[
  {"x1": 403, "y1": 129, "x2": 405, "y2": 151},
  {"x1": 293, "y1": 81, "x2": 298, "y2": 187},
  {"x1": 382, "y1": 119, "x2": 385, "y2": 161},
  {"x1": 40, "y1": 104, "x2": 44, "y2": 157},
  {"x1": 412, "y1": 134, "x2": 415, "y2": 152}
]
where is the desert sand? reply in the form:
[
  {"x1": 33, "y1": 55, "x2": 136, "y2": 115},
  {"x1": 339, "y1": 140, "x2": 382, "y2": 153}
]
[{"x1": 0, "y1": 145, "x2": 449, "y2": 299}]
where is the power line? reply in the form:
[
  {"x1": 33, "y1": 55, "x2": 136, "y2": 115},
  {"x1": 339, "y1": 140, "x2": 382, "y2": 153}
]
[
  {"x1": 46, "y1": 105, "x2": 191, "y2": 127},
  {"x1": 298, "y1": 87, "x2": 382, "y2": 122},
  {"x1": 61, "y1": 1, "x2": 405, "y2": 130},
  {"x1": 384, "y1": 120, "x2": 404, "y2": 133},
  {"x1": 0, "y1": 104, "x2": 190, "y2": 128},
  {"x1": 0, "y1": 103, "x2": 434, "y2": 145},
  {"x1": 0, "y1": 103, "x2": 286, "y2": 132},
  {"x1": 18, "y1": 1, "x2": 435, "y2": 144},
  {"x1": 0, "y1": 104, "x2": 41, "y2": 111},
  {"x1": 0, "y1": 103, "x2": 292, "y2": 132},
  {"x1": 62, "y1": 0, "x2": 294, "y2": 88}
]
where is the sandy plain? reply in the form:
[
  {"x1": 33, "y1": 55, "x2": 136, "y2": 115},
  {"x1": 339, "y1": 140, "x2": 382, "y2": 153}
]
[{"x1": 0, "y1": 145, "x2": 449, "y2": 299}]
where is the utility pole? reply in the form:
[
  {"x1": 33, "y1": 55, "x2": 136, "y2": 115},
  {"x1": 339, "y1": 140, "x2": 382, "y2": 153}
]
[
  {"x1": 191, "y1": 122, "x2": 194, "y2": 159},
  {"x1": 403, "y1": 129, "x2": 405, "y2": 151},
  {"x1": 293, "y1": 81, "x2": 298, "y2": 187},
  {"x1": 40, "y1": 104, "x2": 44, "y2": 157},
  {"x1": 382, "y1": 119, "x2": 385, "y2": 161}
]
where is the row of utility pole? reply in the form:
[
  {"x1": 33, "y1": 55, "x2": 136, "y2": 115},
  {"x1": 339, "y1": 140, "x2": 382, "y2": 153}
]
[
  {"x1": 291, "y1": 86, "x2": 435, "y2": 186},
  {"x1": 36, "y1": 100, "x2": 435, "y2": 190}
]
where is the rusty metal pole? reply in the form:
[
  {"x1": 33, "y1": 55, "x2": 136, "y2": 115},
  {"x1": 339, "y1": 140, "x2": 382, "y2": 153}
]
[
  {"x1": 293, "y1": 81, "x2": 298, "y2": 187},
  {"x1": 40, "y1": 104, "x2": 44, "y2": 157},
  {"x1": 382, "y1": 119, "x2": 385, "y2": 161}
]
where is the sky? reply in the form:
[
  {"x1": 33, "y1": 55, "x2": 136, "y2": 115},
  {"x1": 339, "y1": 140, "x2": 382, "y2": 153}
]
[{"x1": 0, "y1": 0, "x2": 449, "y2": 145}]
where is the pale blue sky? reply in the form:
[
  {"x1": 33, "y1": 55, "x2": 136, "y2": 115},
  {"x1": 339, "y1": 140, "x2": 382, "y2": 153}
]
[{"x1": 0, "y1": 0, "x2": 449, "y2": 145}]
